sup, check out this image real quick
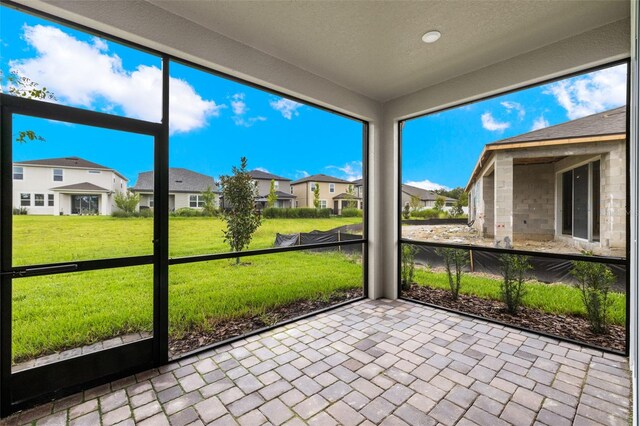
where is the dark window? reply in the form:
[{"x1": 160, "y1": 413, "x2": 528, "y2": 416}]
[
  {"x1": 20, "y1": 193, "x2": 30, "y2": 206},
  {"x1": 72, "y1": 195, "x2": 99, "y2": 214},
  {"x1": 53, "y1": 169, "x2": 63, "y2": 182},
  {"x1": 48, "y1": 194, "x2": 54, "y2": 207},
  {"x1": 13, "y1": 166, "x2": 23, "y2": 180},
  {"x1": 573, "y1": 164, "x2": 589, "y2": 240},
  {"x1": 34, "y1": 194, "x2": 44, "y2": 207},
  {"x1": 562, "y1": 171, "x2": 573, "y2": 235},
  {"x1": 189, "y1": 195, "x2": 203, "y2": 208}
]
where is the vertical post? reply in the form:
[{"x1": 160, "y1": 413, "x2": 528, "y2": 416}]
[
  {"x1": 0, "y1": 108, "x2": 13, "y2": 416},
  {"x1": 153, "y1": 56, "x2": 170, "y2": 365},
  {"x1": 494, "y1": 155, "x2": 514, "y2": 247}
]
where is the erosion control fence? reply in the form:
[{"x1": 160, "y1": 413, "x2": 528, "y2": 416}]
[{"x1": 275, "y1": 230, "x2": 362, "y2": 254}]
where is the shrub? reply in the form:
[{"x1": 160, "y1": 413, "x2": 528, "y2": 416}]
[
  {"x1": 499, "y1": 254, "x2": 532, "y2": 314},
  {"x1": 571, "y1": 260, "x2": 615, "y2": 334},
  {"x1": 111, "y1": 209, "x2": 154, "y2": 218},
  {"x1": 341, "y1": 208, "x2": 362, "y2": 217},
  {"x1": 435, "y1": 248, "x2": 469, "y2": 300},
  {"x1": 401, "y1": 245, "x2": 418, "y2": 290},
  {"x1": 173, "y1": 207, "x2": 202, "y2": 217},
  {"x1": 13, "y1": 207, "x2": 28, "y2": 215},
  {"x1": 402, "y1": 203, "x2": 411, "y2": 219},
  {"x1": 114, "y1": 191, "x2": 140, "y2": 214},
  {"x1": 410, "y1": 209, "x2": 442, "y2": 219},
  {"x1": 263, "y1": 208, "x2": 331, "y2": 219}
]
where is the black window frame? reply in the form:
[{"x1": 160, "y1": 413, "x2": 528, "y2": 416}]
[
  {"x1": 397, "y1": 59, "x2": 630, "y2": 357},
  {"x1": 0, "y1": 0, "x2": 369, "y2": 417},
  {"x1": 19, "y1": 193, "x2": 30, "y2": 206},
  {"x1": 47, "y1": 194, "x2": 54, "y2": 207},
  {"x1": 34, "y1": 194, "x2": 44, "y2": 207}
]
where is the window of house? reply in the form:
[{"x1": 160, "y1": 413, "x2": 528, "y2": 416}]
[
  {"x1": 20, "y1": 193, "x2": 30, "y2": 206},
  {"x1": 53, "y1": 169, "x2": 63, "y2": 182},
  {"x1": 329, "y1": 183, "x2": 335, "y2": 193},
  {"x1": 149, "y1": 197, "x2": 155, "y2": 208},
  {"x1": 560, "y1": 160, "x2": 601, "y2": 241},
  {"x1": 13, "y1": 166, "x2": 23, "y2": 180},
  {"x1": 290, "y1": 187, "x2": 294, "y2": 195},
  {"x1": 189, "y1": 195, "x2": 204, "y2": 208},
  {"x1": 48, "y1": 194, "x2": 54, "y2": 207},
  {"x1": 274, "y1": 181, "x2": 279, "y2": 190},
  {"x1": 34, "y1": 194, "x2": 44, "y2": 206},
  {"x1": 88, "y1": 170, "x2": 101, "y2": 174},
  {"x1": 310, "y1": 183, "x2": 317, "y2": 191},
  {"x1": 319, "y1": 200, "x2": 327, "y2": 209}
]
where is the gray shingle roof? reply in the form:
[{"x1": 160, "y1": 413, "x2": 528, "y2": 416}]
[
  {"x1": 248, "y1": 170, "x2": 292, "y2": 181},
  {"x1": 489, "y1": 106, "x2": 626, "y2": 146},
  {"x1": 291, "y1": 174, "x2": 352, "y2": 185},
  {"x1": 131, "y1": 168, "x2": 218, "y2": 193},
  {"x1": 402, "y1": 184, "x2": 455, "y2": 202},
  {"x1": 14, "y1": 156, "x2": 128, "y2": 181},
  {"x1": 256, "y1": 190, "x2": 296, "y2": 200},
  {"x1": 351, "y1": 178, "x2": 363, "y2": 187},
  {"x1": 333, "y1": 192, "x2": 362, "y2": 200},
  {"x1": 50, "y1": 182, "x2": 110, "y2": 192}
]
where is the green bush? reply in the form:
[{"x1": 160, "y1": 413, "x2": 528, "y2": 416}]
[
  {"x1": 341, "y1": 208, "x2": 362, "y2": 217},
  {"x1": 172, "y1": 207, "x2": 203, "y2": 217},
  {"x1": 13, "y1": 207, "x2": 28, "y2": 215},
  {"x1": 499, "y1": 254, "x2": 532, "y2": 314},
  {"x1": 571, "y1": 260, "x2": 615, "y2": 334},
  {"x1": 435, "y1": 248, "x2": 469, "y2": 300},
  {"x1": 410, "y1": 209, "x2": 441, "y2": 219},
  {"x1": 111, "y1": 209, "x2": 154, "y2": 218},
  {"x1": 401, "y1": 245, "x2": 417, "y2": 290},
  {"x1": 263, "y1": 208, "x2": 332, "y2": 219}
]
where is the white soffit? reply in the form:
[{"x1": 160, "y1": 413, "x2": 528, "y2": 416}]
[{"x1": 147, "y1": 0, "x2": 629, "y2": 102}]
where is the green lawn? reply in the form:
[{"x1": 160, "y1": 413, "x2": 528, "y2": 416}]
[
  {"x1": 11, "y1": 216, "x2": 363, "y2": 363},
  {"x1": 412, "y1": 268, "x2": 626, "y2": 326}
]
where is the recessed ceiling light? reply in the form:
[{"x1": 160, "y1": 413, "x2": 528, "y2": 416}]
[{"x1": 422, "y1": 30, "x2": 441, "y2": 44}]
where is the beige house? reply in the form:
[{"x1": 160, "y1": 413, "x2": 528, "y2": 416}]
[
  {"x1": 248, "y1": 170, "x2": 296, "y2": 209},
  {"x1": 290, "y1": 174, "x2": 361, "y2": 214},
  {"x1": 131, "y1": 168, "x2": 219, "y2": 212},
  {"x1": 401, "y1": 184, "x2": 456, "y2": 210},
  {"x1": 467, "y1": 106, "x2": 626, "y2": 253},
  {"x1": 12, "y1": 157, "x2": 128, "y2": 215}
]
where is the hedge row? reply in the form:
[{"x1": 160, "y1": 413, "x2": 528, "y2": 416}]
[
  {"x1": 341, "y1": 208, "x2": 363, "y2": 217},
  {"x1": 263, "y1": 207, "x2": 332, "y2": 218}
]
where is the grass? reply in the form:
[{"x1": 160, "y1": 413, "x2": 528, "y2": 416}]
[
  {"x1": 11, "y1": 216, "x2": 362, "y2": 363},
  {"x1": 12, "y1": 215, "x2": 362, "y2": 265},
  {"x1": 412, "y1": 268, "x2": 626, "y2": 326}
]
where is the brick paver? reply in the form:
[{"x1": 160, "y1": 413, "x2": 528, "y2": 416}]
[{"x1": 3, "y1": 299, "x2": 631, "y2": 425}]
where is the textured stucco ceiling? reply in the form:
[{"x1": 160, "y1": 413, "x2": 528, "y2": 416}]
[{"x1": 147, "y1": 0, "x2": 629, "y2": 102}]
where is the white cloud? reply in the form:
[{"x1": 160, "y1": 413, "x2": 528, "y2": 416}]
[
  {"x1": 8, "y1": 24, "x2": 223, "y2": 134},
  {"x1": 500, "y1": 101, "x2": 525, "y2": 120},
  {"x1": 544, "y1": 64, "x2": 626, "y2": 119},
  {"x1": 270, "y1": 97, "x2": 302, "y2": 119},
  {"x1": 295, "y1": 170, "x2": 310, "y2": 179},
  {"x1": 405, "y1": 179, "x2": 450, "y2": 191},
  {"x1": 229, "y1": 92, "x2": 266, "y2": 127},
  {"x1": 326, "y1": 161, "x2": 362, "y2": 181},
  {"x1": 481, "y1": 112, "x2": 510, "y2": 132},
  {"x1": 531, "y1": 115, "x2": 549, "y2": 131}
]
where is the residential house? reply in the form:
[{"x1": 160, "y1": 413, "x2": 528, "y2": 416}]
[
  {"x1": 12, "y1": 156, "x2": 128, "y2": 215},
  {"x1": 466, "y1": 106, "x2": 626, "y2": 252},
  {"x1": 290, "y1": 174, "x2": 361, "y2": 214},
  {"x1": 248, "y1": 169, "x2": 296, "y2": 209},
  {"x1": 130, "y1": 168, "x2": 219, "y2": 212},
  {"x1": 401, "y1": 184, "x2": 456, "y2": 209}
]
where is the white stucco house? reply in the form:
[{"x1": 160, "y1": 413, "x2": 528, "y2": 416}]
[
  {"x1": 12, "y1": 156, "x2": 128, "y2": 215},
  {"x1": 130, "y1": 168, "x2": 219, "y2": 212},
  {"x1": 466, "y1": 106, "x2": 626, "y2": 252}
]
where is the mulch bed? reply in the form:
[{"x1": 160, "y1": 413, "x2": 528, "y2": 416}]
[
  {"x1": 169, "y1": 288, "x2": 363, "y2": 358},
  {"x1": 403, "y1": 283, "x2": 626, "y2": 353}
]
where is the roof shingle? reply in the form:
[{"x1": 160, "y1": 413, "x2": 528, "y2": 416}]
[{"x1": 131, "y1": 168, "x2": 218, "y2": 193}]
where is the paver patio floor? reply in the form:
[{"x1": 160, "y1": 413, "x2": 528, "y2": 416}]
[{"x1": 3, "y1": 299, "x2": 631, "y2": 425}]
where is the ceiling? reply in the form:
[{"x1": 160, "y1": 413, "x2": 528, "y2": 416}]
[{"x1": 148, "y1": 0, "x2": 629, "y2": 102}]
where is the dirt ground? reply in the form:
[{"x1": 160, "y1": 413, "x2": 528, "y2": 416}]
[{"x1": 402, "y1": 224, "x2": 625, "y2": 257}]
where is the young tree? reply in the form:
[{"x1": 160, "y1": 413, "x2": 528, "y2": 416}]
[
  {"x1": 409, "y1": 195, "x2": 421, "y2": 213},
  {"x1": 499, "y1": 254, "x2": 532, "y2": 314},
  {"x1": 313, "y1": 182, "x2": 321, "y2": 209},
  {"x1": 219, "y1": 157, "x2": 262, "y2": 264},
  {"x1": 267, "y1": 179, "x2": 278, "y2": 208},
  {"x1": 450, "y1": 192, "x2": 468, "y2": 217},
  {"x1": 434, "y1": 195, "x2": 446, "y2": 211},
  {"x1": 435, "y1": 248, "x2": 469, "y2": 300},
  {"x1": 402, "y1": 202, "x2": 411, "y2": 220},
  {"x1": 344, "y1": 184, "x2": 358, "y2": 208},
  {"x1": 2, "y1": 71, "x2": 56, "y2": 143},
  {"x1": 401, "y1": 245, "x2": 418, "y2": 290},
  {"x1": 571, "y1": 260, "x2": 615, "y2": 333},
  {"x1": 201, "y1": 186, "x2": 218, "y2": 217},
  {"x1": 114, "y1": 191, "x2": 140, "y2": 214}
]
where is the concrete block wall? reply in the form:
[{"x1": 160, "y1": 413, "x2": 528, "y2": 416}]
[
  {"x1": 602, "y1": 141, "x2": 627, "y2": 249},
  {"x1": 513, "y1": 163, "x2": 555, "y2": 241},
  {"x1": 494, "y1": 154, "x2": 514, "y2": 246}
]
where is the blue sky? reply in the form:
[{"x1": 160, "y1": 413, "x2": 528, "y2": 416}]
[
  {"x1": 1, "y1": 6, "x2": 627, "y2": 190},
  {"x1": 1, "y1": 6, "x2": 363, "y2": 186}
]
